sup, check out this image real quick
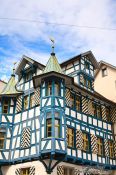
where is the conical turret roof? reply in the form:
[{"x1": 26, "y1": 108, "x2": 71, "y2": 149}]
[
  {"x1": 0, "y1": 74, "x2": 23, "y2": 97},
  {"x1": 43, "y1": 53, "x2": 62, "y2": 74}
]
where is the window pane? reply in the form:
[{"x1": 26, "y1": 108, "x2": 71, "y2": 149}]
[
  {"x1": 75, "y1": 96, "x2": 81, "y2": 111},
  {"x1": 24, "y1": 96, "x2": 28, "y2": 110},
  {"x1": 67, "y1": 128, "x2": 74, "y2": 147},
  {"x1": 55, "y1": 119, "x2": 60, "y2": 137},
  {"x1": 54, "y1": 82, "x2": 60, "y2": 96},
  {"x1": 0, "y1": 131, "x2": 5, "y2": 149},
  {"x1": 47, "y1": 82, "x2": 52, "y2": 96},
  {"x1": 30, "y1": 94, "x2": 34, "y2": 108},
  {"x1": 70, "y1": 94, "x2": 74, "y2": 108},
  {"x1": 47, "y1": 119, "x2": 52, "y2": 137}
]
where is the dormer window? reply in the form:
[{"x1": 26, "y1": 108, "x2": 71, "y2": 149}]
[
  {"x1": 2, "y1": 99, "x2": 9, "y2": 114},
  {"x1": 102, "y1": 67, "x2": 107, "y2": 77},
  {"x1": 85, "y1": 61, "x2": 89, "y2": 70}
]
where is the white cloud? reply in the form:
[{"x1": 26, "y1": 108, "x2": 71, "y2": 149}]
[{"x1": 0, "y1": 0, "x2": 116, "y2": 75}]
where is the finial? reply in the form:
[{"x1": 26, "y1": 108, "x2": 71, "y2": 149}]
[
  {"x1": 50, "y1": 37, "x2": 55, "y2": 54},
  {"x1": 13, "y1": 62, "x2": 17, "y2": 75}
]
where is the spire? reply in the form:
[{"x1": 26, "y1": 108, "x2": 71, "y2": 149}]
[
  {"x1": 0, "y1": 63, "x2": 23, "y2": 97},
  {"x1": 43, "y1": 38, "x2": 62, "y2": 74}
]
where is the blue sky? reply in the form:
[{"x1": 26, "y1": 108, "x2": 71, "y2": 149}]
[{"x1": 0, "y1": 0, "x2": 116, "y2": 82}]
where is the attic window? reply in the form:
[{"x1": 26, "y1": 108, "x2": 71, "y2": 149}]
[
  {"x1": 85, "y1": 61, "x2": 89, "y2": 70},
  {"x1": 102, "y1": 67, "x2": 107, "y2": 77}
]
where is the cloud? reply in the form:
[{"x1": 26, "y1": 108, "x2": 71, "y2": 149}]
[{"x1": 0, "y1": 0, "x2": 116, "y2": 80}]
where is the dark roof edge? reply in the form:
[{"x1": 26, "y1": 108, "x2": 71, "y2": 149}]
[
  {"x1": 95, "y1": 61, "x2": 116, "y2": 77},
  {"x1": 60, "y1": 51, "x2": 99, "y2": 69},
  {"x1": 0, "y1": 80, "x2": 7, "y2": 84}
]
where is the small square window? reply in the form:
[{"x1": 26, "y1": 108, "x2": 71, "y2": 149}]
[
  {"x1": 21, "y1": 168, "x2": 30, "y2": 175},
  {"x1": 102, "y1": 68, "x2": 107, "y2": 77}
]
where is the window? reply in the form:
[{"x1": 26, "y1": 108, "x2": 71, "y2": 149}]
[
  {"x1": 96, "y1": 105, "x2": 101, "y2": 118},
  {"x1": 85, "y1": 61, "x2": 89, "y2": 70},
  {"x1": 25, "y1": 72, "x2": 32, "y2": 81},
  {"x1": 97, "y1": 137, "x2": 104, "y2": 156},
  {"x1": 70, "y1": 93, "x2": 74, "y2": 108},
  {"x1": 108, "y1": 140, "x2": 114, "y2": 158},
  {"x1": 75, "y1": 96, "x2": 81, "y2": 111},
  {"x1": 47, "y1": 82, "x2": 52, "y2": 96},
  {"x1": 24, "y1": 96, "x2": 29, "y2": 110},
  {"x1": 46, "y1": 117, "x2": 60, "y2": 138},
  {"x1": 92, "y1": 103, "x2": 101, "y2": 118},
  {"x1": 21, "y1": 168, "x2": 30, "y2": 175},
  {"x1": 0, "y1": 128, "x2": 6, "y2": 149},
  {"x1": 102, "y1": 67, "x2": 107, "y2": 77},
  {"x1": 83, "y1": 133, "x2": 89, "y2": 152},
  {"x1": 67, "y1": 128, "x2": 74, "y2": 147},
  {"x1": 46, "y1": 119, "x2": 52, "y2": 137},
  {"x1": 55, "y1": 119, "x2": 60, "y2": 137},
  {"x1": 64, "y1": 167, "x2": 74, "y2": 175},
  {"x1": 2, "y1": 99, "x2": 9, "y2": 114},
  {"x1": 54, "y1": 82, "x2": 60, "y2": 96},
  {"x1": 87, "y1": 80, "x2": 91, "y2": 89},
  {"x1": 106, "y1": 107, "x2": 110, "y2": 122},
  {"x1": 83, "y1": 77, "x2": 91, "y2": 89},
  {"x1": 30, "y1": 93, "x2": 34, "y2": 108}
]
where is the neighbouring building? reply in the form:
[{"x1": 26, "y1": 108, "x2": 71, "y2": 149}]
[
  {"x1": 0, "y1": 80, "x2": 7, "y2": 93},
  {"x1": 0, "y1": 48, "x2": 116, "y2": 175},
  {"x1": 94, "y1": 61, "x2": 116, "y2": 103}
]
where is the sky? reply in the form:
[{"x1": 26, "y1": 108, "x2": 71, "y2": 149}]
[{"x1": 0, "y1": 0, "x2": 116, "y2": 82}]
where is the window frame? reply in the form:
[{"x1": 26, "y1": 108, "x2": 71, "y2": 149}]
[
  {"x1": 70, "y1": 93, "x2": 75, "y2": 109},
  {"x1": 106, "y1": 107, "x2": 110, "y2": 122},
  {"x1": 108, "y1": 140, "x2": 114, "y2": 158},
  {"x1": 21, "y1": 168, "x2": 30, "y2": 175},
  {"x1": 75, "y1": 95, "x2": 81, "y2": 112},
  {"x1": 83, "y1": 132, "x2": 90, "y2": 152},
  {"x1": 23, "y1": 95, "x2": 29, "y2": 110},
  {"x1": 2, "y1": 99, "x2": 9, "y2": 114},
  {"x1": 67, "y1": 127, "x2": 75, "y2": 148},
  {"x1": 30, "y1": 93, "x2": 34, "y2": 108},
  {"x1": 0, "y1": 128, "x2": 6, "y2": 149},
  {"x1": 54, "y1": 81, "x2": 60, "y2": 96},
  {"x1": 46, "y1": 118, "x2": 52, "y2": 138},
  {"x1": 102, "y1": 67, "x2": 107, "y2": 77},
  {"x1": 97, "y1": 137, "x2": 104, "y2": 156},
  {"x1": 92, "y1": 102, "x2": 102, "y2": 118},
  {"x1": 46, "y1": 81, "x2": 52, "y2": 96},
  {"x1": 46, "y1": 112, "x2": 60, "y2": 138}
]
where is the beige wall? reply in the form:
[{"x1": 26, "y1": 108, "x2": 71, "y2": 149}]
[
  {"x1": 1, "y1": 160, "x2": 114, "y2": 175},
  {"x1": 94, "y1": 66, "x2": 116, "y2": 102}
]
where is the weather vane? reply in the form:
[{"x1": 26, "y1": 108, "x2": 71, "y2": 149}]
[
  {"x1": 50, "y1": 37, "x2": 55, "y2": 53},
  {"x1": 13, "y1": 62, "x2": 17, "y2": 74}
]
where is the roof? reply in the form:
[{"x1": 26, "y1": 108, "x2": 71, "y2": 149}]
[
  {"x1": 0, "y1": 74, "x2": 23, "y2": 97},
  {"x1": 15, "y1": 55, "x2": 45, "y2": 75},
  {"x1": 0, "y1": 80, "x2": 7, "y2": 84},
  {"x1": 60, "y1": 50, "x2": 99, "y2": 69},
  {"x1": 43, "y1": 53, "x2": 62, "y2": 74},
  {"x1": 95, "y1": 60, "x2": 116, "y2": 77}
]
